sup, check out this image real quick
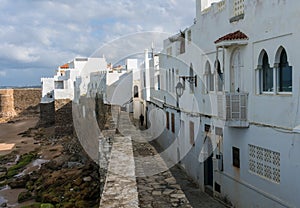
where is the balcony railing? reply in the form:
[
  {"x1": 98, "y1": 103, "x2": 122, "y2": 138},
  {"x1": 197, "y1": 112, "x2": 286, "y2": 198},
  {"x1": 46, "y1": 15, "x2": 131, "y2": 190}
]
[{"x1": 217, "y1": 92, "x2": 249, "y2": 127}]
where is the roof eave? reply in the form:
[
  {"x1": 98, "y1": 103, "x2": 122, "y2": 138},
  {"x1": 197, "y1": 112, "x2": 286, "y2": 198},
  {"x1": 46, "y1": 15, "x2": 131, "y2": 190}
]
[{"x1": 215, "y1": 40, "x2": 248, "y2": 48}]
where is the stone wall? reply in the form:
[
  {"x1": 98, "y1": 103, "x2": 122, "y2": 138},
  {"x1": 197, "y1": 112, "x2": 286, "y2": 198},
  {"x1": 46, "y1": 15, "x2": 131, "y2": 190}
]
[
  {"x1": 55, "y1": 99, "x2": 73, "y2": 136},
  {"x1": 0, "y1": 89, "x2": 16, "y2": 118},
  {"x1": 95, "y1": 93, "x2": 110, "y2": 130},
  {"x1": 13, "y1": 89, "x2": 41, "y2": 114},
  {"x1": 0, "y1": 88, "x2": 41, "y2": 120},
  {"x1": 39, "y1": 102, "x2": 55, "y2": 127}
]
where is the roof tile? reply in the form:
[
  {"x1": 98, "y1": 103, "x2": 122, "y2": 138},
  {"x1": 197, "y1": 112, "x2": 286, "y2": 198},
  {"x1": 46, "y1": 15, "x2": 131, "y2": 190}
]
[{"x1": 214, "y1": 30, "x2": 248, "y2": 44}]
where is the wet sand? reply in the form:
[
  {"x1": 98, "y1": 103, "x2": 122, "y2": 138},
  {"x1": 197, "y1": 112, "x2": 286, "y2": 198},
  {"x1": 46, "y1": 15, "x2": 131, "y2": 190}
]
[
  {"x1": 0, "y1": 118, "x2": 39, "y2": 156},
  {"x1": 0, "y1": 117, "x2": 40, "y2": 207}
]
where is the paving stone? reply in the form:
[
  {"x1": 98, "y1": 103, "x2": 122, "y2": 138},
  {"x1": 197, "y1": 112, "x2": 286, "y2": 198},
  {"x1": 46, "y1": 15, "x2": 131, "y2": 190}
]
[{"x1": 100, "y1": 110, "x2": 226, "y2": 208}]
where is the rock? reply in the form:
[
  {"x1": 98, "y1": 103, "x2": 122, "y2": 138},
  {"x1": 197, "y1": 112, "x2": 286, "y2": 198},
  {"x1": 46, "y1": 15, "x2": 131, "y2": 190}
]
[
  {"x1": 165, "y1": 177, "x2": 176, "y2": 184},
  {"x1": 83, "y1": 176, "x2": 92, "y2": 182},
  {"x1": 0, "y1": 202, "x2": 6, "y2": 207},
  {"x1": 0, "y1": 167, "x2": 7, "y2": 173},
  {"x1": 40, "y1": 204, "x2": 55, "y2": 208},
  {"x1": 8, "y1": 174, "x2": 30, "y2": 189},
  {"x1": 163, "y1": 189, "x2": 175, "y2": 195},
  {"x1": 44, "y1": 161, "x2": 59, "y2": 171},
  {"x1": 67, "y1": 162, "x2": 82, "y2": 168},
  {"x1": 73, "y1": 178, "x2": 82, "y2": 186},
  {"x1": 152, "y1": 190, "x2": 162, "y2": 196},
  {"x1": 0, "y1": 197, "x2": 7, "y2": 207},
  {"x1": 18, "y1": 191, "x2": 33, "y2": 203},
  {"x1": 170, "y1": 193, "x2": 186, "y2": 199}
]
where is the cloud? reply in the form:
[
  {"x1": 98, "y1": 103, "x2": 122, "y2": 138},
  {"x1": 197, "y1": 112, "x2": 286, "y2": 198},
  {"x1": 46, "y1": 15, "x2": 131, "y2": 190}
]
[{"x1": 0, "y1": 0, "x2": 195, "y2": 86}]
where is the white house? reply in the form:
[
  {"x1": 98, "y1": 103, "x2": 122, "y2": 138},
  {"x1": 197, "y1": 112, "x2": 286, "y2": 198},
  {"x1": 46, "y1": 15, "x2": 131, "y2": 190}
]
[
  {"x1": 140, "y1": 0, "x2": 300, "y2": 207},
  {"x1": 41, "y1": 57, "x2": 107, "y2": 103}
]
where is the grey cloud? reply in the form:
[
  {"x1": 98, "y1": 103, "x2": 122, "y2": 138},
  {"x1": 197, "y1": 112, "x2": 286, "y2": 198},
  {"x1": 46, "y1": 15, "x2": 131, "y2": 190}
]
[{"x1": 0, "y1": 0, "x2": 195, "y2": 86}]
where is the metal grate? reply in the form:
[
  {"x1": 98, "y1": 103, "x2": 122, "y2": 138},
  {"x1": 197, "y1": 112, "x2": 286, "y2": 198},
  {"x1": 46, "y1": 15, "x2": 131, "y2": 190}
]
[{"x1": 249, "y1": 144, "x2": 280, "y2": 183}]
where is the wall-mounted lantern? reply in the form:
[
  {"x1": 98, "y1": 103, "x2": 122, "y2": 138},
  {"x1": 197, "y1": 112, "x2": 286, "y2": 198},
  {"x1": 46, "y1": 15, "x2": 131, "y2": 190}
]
[
  {"x1": 175, "y1": 82, "x2": 184, "y2": 110},
  {"x1": 179, "y1": 75, "x2": 197, "y2": 87}
]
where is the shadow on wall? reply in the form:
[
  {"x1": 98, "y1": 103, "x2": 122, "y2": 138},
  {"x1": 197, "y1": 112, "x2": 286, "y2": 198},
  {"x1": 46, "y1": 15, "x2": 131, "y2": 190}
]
[{"x1": 39, "y1": 93, "x2": 109, "y2": 137}]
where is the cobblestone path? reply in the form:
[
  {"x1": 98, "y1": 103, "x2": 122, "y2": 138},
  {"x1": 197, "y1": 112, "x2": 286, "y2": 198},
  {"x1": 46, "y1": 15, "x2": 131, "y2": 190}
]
[
  {"x1": 100, "y1": 110, "x2": 225, "y2": 208},
  {"x1": 133, "y1": 139, "x2": 225, "y2": 208}
]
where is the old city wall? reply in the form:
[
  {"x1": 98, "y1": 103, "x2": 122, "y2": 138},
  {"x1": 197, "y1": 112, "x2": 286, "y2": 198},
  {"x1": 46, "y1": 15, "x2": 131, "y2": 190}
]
[
  {"x1": 39, "y1": 93, "x2": 109, "y2": 140},
  {"x1": 54, "y1": 99, "x2": 73, "y2": 136},
  {"x1": 0, "y1": 89, "x2": 16, "y2": 118},
  {"x1": 0, "y1": 89, "x2": 41, "y2": 119},
  {"x1": 13, "y1": 89, "x2": 41, "y2": 114}
]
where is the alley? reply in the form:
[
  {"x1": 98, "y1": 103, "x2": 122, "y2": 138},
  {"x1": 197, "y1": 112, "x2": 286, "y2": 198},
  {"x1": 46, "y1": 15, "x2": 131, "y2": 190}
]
[{"x1": 100, "y1": 110, "x2": 225, "y2": 208}]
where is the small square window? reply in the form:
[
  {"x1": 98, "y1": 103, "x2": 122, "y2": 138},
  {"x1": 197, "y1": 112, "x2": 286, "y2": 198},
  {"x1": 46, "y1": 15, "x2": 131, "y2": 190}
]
[
  {"x1": 232, "y1": 147, "x2": 240, "y2": 168},
  {"x1": 215, "y1": 182, "x2": 221, "y2": 193}
]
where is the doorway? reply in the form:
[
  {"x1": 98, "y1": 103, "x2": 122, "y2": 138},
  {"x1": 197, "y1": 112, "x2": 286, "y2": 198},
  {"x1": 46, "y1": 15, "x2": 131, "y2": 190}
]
[{"x1": 204, "y1": 135, "x2": 213, "y2": 195}]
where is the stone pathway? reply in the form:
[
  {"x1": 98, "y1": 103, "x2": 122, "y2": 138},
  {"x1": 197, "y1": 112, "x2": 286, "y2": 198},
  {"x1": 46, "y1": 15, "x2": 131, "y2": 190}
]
[
  {"x1": 99, "y1": 136, "x2": 139, "y2": 208},
  {"x1": 100, "y1": 110, "x2": 225, "y2": 208}
]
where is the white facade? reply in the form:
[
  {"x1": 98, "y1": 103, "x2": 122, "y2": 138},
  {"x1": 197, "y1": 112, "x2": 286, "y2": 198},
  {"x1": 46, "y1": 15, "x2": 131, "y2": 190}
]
[
  {"x1": 41, "y1": 57, "x2": 107, "y2": 103},
  {"x1": 139, "y1": 0, "x2": 300, "y2": 207}
]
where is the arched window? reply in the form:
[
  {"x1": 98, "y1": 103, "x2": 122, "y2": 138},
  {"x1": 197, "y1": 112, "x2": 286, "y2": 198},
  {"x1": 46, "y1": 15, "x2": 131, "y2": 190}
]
[
  {"x1": 134, "y1": 85, "x2": 139, "y2": 98},
  {"x1": 215, "y1": 60, "x2": 223, "y2": 91},
  {"x1": 205, "y1": 61, "x2": 214, "y2": 92},
  {"x1": 261, "y1": 51, "x2": 273, "y2": 92},
  {"x1": 277, "y1": 47, "x2": 292, "y2": 92}
]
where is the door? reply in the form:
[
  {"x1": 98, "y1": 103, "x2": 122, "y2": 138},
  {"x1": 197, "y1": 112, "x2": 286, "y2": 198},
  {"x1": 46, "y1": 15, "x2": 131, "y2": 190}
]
[
  {"x1": 231, "y1": 48, "x2": 241, "y2": 92},
  {"x1": 204, "y1": 136, "x2": 213, "y2": 189}
]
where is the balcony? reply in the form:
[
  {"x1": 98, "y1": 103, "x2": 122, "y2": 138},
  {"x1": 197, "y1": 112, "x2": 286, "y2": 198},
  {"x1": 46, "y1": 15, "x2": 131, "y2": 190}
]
[{"x1": 217, "y1": 92, "x2": 249, "y2": 128}]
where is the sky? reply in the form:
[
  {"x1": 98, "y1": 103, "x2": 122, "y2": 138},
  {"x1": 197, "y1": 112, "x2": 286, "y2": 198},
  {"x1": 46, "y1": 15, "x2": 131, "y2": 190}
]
[{"x1": 0, "y1": 0, "x2": 200, "y2": 86}]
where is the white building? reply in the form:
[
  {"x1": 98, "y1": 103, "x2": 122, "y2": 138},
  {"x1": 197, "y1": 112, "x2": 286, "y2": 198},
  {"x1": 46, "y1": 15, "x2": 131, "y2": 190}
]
[
  {"x1": 140, "y1": 0, "x2": 300, "y2": 207},
  {"x1": 41, "y1": 57, "x2": 107, "y2": 103}
]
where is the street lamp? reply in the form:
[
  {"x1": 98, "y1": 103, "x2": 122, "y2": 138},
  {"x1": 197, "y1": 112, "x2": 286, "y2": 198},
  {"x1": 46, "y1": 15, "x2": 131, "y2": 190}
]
[
  {"x1": 175, "y1": 74, "x2": 197, "y2": 109},
  {"x1": 176, "y1": 82, "x2": 184, "y2": 98},
  {"x1": 175, "y1": 82, "x2": 184, "y2": 109}
]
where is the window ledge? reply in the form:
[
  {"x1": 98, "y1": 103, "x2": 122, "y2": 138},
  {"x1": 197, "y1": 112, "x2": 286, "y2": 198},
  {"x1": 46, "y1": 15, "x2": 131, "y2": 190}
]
[
  {"x1": 256, "y1": 92, "x2": 292, "y2": 96},
  {"x1": 276, "y1": 92, "x2": 292, "y2": 96},
  {"x1": 261, "y1": 92, "x2": 275, "y2": 95}
]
